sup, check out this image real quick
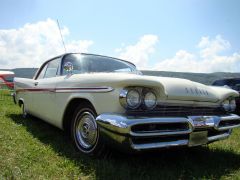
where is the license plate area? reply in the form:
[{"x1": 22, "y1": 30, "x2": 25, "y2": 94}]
[{"x1": 188, "y1": 131, "x2": 208, "y2": 147}]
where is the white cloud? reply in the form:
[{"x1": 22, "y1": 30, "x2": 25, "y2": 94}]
[
  {"x1": 116, "y1": 34, "x2": 158, "y2": 69},
  {"x1": 1, "y1": 20, "x2": 239, "y2": 73},
  {"x1": 0, "y1": 18, "x2": 93, "y2": 68},
  {"x1": 154, "y1": 35, "x2": 240, "y2": 72},
  {"x1": 198, "y1": 35, "x2": 231, "y2": 58},
  {"x1": 116, "y1": 34, "x2": 240, "y2": 72}
]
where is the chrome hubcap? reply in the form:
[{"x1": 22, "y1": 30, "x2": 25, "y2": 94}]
[{"x1": 76, "y1": 112, "x2": 98, "y2": 149}]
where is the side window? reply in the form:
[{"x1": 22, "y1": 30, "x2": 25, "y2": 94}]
[
  {"x1": 44, "y1": 58, "x2": 61, "y2": 78},
  {"x1": 37, "y1": 58, "x2": 61, "y2": 79},
  {"x1": 37, "y1": 64, "x2": 48, "y2": 79}
]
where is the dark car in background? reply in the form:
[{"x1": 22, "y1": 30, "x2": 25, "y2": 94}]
[{"x1": 212, "y1": 78, "x2": 240, "y2": 115}]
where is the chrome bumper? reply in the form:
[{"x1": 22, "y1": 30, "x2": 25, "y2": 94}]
[{"x1": 96, "y1": 114, "x2": 240, "y2": 151}]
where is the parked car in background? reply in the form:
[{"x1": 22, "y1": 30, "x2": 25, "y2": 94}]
[
  {"x1": 212, "y1": 78, "x2": 240, "y2": 115},
  {"x1": 0, "y1": 71, "x2": 15, "y2": 89},
  {"x1": 13, "y1": 53, "x2": 240, "y2": 157}
]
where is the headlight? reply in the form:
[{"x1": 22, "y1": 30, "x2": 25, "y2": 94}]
[
  {"x1": 230, "y1": 99, "x2": 236, "y2": 112},
  {"x1": 144, "y1": 91, "x2": 157, "y2": 109},
  {"x1": 222, "y1": 99, "x2": 230, "y2": 111},
  {"x1": 222, "y1": 98, "x2": 236, "y2": 112},
  {"x1": 126, "y1": 89, "x2": 141, "y2": 109}
]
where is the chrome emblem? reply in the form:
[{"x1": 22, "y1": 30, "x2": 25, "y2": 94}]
[
  {"x1": 189, "y1": 116, "x2": 215, "y2": 129},
  {"x1": 185, "y1": 87, "x2": 209, "y2": 96},
  {"x1": 193, "y1": 117, "x2": 207, "y2": 127}
]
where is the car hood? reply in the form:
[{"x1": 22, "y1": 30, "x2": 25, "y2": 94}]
[{"x1": 66, "y1": 73, "x2": 239, "y2": 103}]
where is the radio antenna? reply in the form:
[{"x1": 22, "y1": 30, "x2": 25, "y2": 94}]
[{"x1": 57, "y1": 19, "x2": 67, "y2": 53}]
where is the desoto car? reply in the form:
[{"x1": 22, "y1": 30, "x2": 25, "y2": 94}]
[{"x1": 13, "y1": 53, "x2": 240, "y2": 156}]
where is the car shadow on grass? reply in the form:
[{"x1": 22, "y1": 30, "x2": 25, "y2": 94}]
[{"x1": 8, "y1": 113, "x2": 240, "y2": 180}]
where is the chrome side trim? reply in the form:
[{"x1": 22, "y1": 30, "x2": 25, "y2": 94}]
[
  {"x1": 55, "y1": 86, "x2": 114, "y2": 93},
  {"x1": 16, "y1": 86, "x2": 114, "y2": 93}
]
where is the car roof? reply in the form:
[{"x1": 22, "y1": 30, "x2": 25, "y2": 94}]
[{"x1": 47, "y1": 53, "x2": 136, "y2": 67}]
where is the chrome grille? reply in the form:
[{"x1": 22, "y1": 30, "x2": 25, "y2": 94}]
[
  {"x1": 127, "y1": 105, "x2": 227, "y2": 117},
  {"x1": 131, "y1": 122, "x2": 189, "y2": 134}
]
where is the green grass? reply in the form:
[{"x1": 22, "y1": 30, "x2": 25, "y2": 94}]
[{"x1": 1, "y1": 92, "x2": 240, "y2": 179}]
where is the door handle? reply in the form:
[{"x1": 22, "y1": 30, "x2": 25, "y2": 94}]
[{"x1": 34, "y1": 82, "x2": 38, "y2": 86}]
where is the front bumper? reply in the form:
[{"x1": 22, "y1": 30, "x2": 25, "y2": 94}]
[{"x1": 96, "y1": 114, "x2": 240, "y2": 151}]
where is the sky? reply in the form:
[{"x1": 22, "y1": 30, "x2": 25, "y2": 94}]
[{"x1": 0, "y1": 0, "x2": 240, "y2": 72}]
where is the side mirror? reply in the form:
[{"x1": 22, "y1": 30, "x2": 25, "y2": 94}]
[{"x1": 63, "y1": 62, "x2": 73, "y2": 74}]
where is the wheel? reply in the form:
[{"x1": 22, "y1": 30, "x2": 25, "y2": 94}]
[
  {"x1": 71, "y1": 103, "x2": 107, "y2": 157},
  {"x1": 21, "y1": 103, "x2": 28, "y2": 118}
]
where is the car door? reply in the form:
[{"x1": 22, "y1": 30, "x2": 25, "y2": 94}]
[{"x1": 32, "y1": 57, "x2": 62, "y2": 123}]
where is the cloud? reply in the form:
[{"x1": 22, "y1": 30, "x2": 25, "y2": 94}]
[
  {"x1": 117, "y1": 34, "x2": 240, "y2": 72},
  {"x1": 0, "y1": 18, "x2": 93, "y2": 68},
  {"x1": 198, "y1": 35, "x2": 231, "y2": 58},
  {"x1": 1, "y1": 19, "x2": 239, "y2": 73},
  {"x1": 116, "y1": 35, "x2": 158, "y2": 69},
  {"x1": 154, "y1": 35, "x2": 240, "y2": 72}
]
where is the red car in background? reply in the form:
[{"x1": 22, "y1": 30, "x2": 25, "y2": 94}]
[
  {"x1": 0, "y1": 71, "x2": 15, "y2": 89},
  {"x1": 212, "y1": 78, "x2": 240, "y2": 115}
]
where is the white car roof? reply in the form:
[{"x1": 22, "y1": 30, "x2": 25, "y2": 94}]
[{"x1": 0, "y1": 71, "x2": 15, "y2": 75}]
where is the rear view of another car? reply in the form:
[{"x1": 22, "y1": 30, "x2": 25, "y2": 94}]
[{"x1": 212, "y1": 78, "x2": 240, "y2": 115}]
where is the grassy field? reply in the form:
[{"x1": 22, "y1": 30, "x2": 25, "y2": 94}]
[{"x1": 1, "y1": 92, "x2": 240, "y2": 179}]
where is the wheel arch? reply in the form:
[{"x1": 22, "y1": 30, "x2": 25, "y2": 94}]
[
  {"x1": 62, "y1": 98, "x2": 96, "y2": 133},
  {"x1": 18, "y1": 98, "x2": 24, "y2": 107}
]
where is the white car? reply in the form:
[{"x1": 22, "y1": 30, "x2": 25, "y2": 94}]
[{"x1": 13, "y1": 53, "x2": 240, "y2": 156}]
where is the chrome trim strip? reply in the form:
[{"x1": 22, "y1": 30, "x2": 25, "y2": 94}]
[
  {"x1": 217, "y1": 124, "x2": 240, "y2": 131},
  {"x1": 130, "y1": 129, "x2": 192, "y2": 137},
  {"x1": 16, "y1": 86, "x2": 114, "y2": 93},
  {"x1": 156, "y1": 101, "x2": 220, "y2": 108},
  {"x1": 131, "y1": 140, "x2": 188, "y2": 150},
  {"x1": 215, "y1": 114, "x2": 240, "y2": 130},
  {"x1": 208, "y1": 132, "x2": 230, "y2": 142},
  {"x1": 131, "y1": 132, "x2": 231, "y2": 150},
  {"x1": 55, "y1": 86, "x2": 114, "y2": 93}
]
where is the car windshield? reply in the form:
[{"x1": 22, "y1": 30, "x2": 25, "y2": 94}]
[{"x1": 62, "y1": 54, "x2": 139, "y2": 75}]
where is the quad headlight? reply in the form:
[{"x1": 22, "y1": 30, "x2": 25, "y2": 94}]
[
  {"x1": 126, "y1": 89, "x2": 141, "y2": 109},
  {"x1": 230, "y1": 99, "x2": 236, "y2": 112},
  {"x1": 144, "y1": 91, "x2": 157, "y2": 109},
  {"x1": 119, "y1": 87, "x2": 157, "y2": 110},
  {"x1": 222, "y1": 98, "x2": 236, "y2": 112}
]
